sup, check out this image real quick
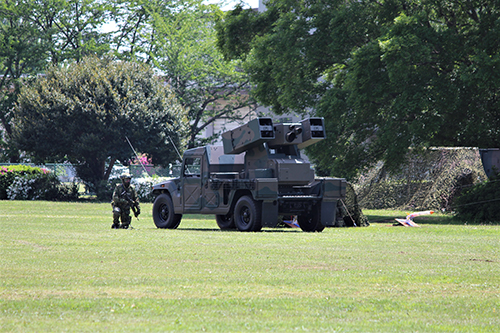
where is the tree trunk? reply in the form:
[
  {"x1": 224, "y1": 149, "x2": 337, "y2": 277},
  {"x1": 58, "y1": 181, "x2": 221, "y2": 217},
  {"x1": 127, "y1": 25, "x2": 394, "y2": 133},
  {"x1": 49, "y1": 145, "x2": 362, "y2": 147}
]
[{"x1": 104, "y1": 157, "x2": 116, "y2": 181}]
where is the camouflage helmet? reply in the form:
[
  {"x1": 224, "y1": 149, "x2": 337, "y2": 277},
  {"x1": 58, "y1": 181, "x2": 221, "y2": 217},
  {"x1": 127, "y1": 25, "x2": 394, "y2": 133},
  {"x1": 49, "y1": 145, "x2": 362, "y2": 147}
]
[{"x1": 120, "y1": 173, "x2": 132, "y2": 180}]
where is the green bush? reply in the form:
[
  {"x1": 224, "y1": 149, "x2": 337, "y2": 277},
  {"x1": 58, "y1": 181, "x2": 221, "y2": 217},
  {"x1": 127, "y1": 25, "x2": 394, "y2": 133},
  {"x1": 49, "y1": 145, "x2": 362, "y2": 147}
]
[
  {"x1": 454, "y1": 177, "x2": 500, "y2": 222},
  {"x1": 97, "y1": 177, "x2": 163, "y2": 203},
  {"x1": 94, "y1": 178, "x2": 122, "y2": 202},
  {"x1": 93, "y1": 176, "x2": 168, "y2": 203},
  {"x1": 0, "y1": 165, "x2": 79, "y2": 201},
  {"x1": 133, "y1": 177, "x2": 167, "y2": 203},
  {"x1": 1, "y1": 165, "x2": 41, "y2": 199}
]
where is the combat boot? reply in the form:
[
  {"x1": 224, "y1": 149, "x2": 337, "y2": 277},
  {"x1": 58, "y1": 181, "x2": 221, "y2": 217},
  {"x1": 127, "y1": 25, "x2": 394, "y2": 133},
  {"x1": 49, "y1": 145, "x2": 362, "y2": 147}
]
[{"x1": 111, "y1": 223, "x2": 120, "y2": 229}]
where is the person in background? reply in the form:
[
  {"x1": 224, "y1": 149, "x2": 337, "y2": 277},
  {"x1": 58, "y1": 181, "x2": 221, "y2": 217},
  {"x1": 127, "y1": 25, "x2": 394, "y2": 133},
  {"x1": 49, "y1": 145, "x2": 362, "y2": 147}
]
[{"x1": 111, "y1": 173, "x2": 140, "y2": 229}]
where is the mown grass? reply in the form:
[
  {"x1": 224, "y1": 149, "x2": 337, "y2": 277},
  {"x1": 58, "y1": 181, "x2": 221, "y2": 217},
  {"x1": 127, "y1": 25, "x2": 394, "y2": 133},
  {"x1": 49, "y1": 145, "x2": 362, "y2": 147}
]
[{"x1": 1, "y1": 201, "x2": 499, "y2": 332}]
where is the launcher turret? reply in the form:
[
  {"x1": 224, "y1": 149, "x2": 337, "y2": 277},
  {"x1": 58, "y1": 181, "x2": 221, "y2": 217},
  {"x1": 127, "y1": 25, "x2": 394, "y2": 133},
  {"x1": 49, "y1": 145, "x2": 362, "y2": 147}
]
[
  {"x1": 222, "y1": 117, "x2": 326, "y2": 155},
  {"x1": 221, "y1": 117, "x2": 327, "y2": 185}
]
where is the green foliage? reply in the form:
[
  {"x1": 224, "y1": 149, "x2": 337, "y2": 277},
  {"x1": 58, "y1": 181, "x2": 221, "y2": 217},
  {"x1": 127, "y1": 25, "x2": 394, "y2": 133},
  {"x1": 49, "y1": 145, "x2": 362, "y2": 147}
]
[
  {"x1": 131, "y1": 177, "x2": 166, "y2": 203},
  {"x1": 3, "y1": 0, "x2": 254, "y2": 164},
  {"x1": 13, "y1": 56, "x2": 185, "y2": 190},
  {"x1": 455, "y1": 177, "x2": 500, "y2": 222},
  {"x1": 340, "y1": 182, "x2": 370, "y2": 227},
  {"x1": 115, "y1": 0, "x2": 256, "y2": 148},
  {"x1": 216, "y1": 0, "x2": 500, "y2": 179},
  {"x1": 0, "y1": 0, "x2": 111, "y2": 161},
  {"x1": 215, "y1": 4, "x2": 278, "y2": 61},
  {"x1": 0, "y1": 165, "x2": 45, "y2": 199},
  {"x1": 93, "y1": 176, "x2": 167, "y2": 203},
  {"x1": 39, "y1": 0, "x2": 111, "y2": 63},
  {"x1": 0, "y1": 165, "x2": 78, "y2": 200},
  {"x1": 0, "y1": 1, "x2": 48, "y2": 161},
  {"x1": 93, "y1": 178, "x2": 122, "y2": 203}
]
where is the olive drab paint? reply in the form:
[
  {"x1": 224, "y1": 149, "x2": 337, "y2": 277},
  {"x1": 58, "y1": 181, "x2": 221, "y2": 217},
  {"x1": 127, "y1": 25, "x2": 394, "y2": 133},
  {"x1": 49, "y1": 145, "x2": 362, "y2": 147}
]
[{"x1": 151, "y1": 118, "x2": 347, "y2": 232}]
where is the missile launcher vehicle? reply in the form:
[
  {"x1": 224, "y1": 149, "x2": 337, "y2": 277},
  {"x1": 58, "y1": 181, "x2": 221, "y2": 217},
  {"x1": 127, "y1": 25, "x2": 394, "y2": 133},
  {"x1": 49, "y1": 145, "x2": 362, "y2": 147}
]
[{"x1": 151, "y1": 117, "x2": 346, "y2": 232}]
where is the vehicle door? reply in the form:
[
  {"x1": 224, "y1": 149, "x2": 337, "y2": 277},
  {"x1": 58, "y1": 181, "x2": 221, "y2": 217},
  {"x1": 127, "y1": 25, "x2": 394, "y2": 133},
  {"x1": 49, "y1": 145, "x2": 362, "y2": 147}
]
[
  {"x1": 182, "y1": 156, "x2": 202, "y2": 211},
  {"x1": 201, "y1": 156, "x2": 220, "y2": 212}
]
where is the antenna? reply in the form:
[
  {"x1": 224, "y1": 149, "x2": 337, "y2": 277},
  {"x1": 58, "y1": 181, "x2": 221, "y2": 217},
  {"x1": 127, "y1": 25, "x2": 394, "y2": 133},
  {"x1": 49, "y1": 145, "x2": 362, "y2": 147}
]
[
  {"x1": 168, "y1": 135, "x2": 183, "y2": 161},
  {"x1": 125, "y1": 136, "x2": 152, "y2": 178}
]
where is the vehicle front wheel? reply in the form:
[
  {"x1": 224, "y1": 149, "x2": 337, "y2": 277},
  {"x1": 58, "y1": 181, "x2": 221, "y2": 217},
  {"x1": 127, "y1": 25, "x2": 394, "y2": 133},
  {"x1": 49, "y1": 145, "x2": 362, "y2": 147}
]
[
  {"x1": 153, "y1": 193, "x2": 182, "y2": 229},
  {"x1": 215, "y1": 214, "x2": 235, "y2": 230},
  {"x1": 234, "y1": 196, "x2": 262, "y2": 232}
]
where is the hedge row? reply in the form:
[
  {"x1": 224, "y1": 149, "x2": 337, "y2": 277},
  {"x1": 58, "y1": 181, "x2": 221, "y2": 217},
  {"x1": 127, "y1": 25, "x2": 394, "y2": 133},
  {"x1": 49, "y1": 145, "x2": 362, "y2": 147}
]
[
  {"x1": 93, "y1": 177, "x2": 167, "y2": 203},
  {"x1": 0, "y1": 165, "x2": 78, "y2": 200}
]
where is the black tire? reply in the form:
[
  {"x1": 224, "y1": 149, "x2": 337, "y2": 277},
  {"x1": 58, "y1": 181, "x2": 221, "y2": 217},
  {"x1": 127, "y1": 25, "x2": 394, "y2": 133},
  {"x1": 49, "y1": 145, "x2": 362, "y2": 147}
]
[
  {"x1": 153, "y1": 193, "x2": 182, "y2": 229},
  {"x1": 234, "y1": 195, "x2": 262, "y2": 232},
  {"x1": 216, "y1": 214, "x2": 236, "y2": 230},
  {"x1": 298, "y1": 205, "x2": 324, "y2": 232}
]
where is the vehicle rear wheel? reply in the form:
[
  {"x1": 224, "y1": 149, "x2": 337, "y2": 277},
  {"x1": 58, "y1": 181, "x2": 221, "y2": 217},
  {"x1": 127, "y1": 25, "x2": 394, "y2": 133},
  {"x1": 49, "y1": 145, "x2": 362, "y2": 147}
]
[
  {"x1": 153, "y1": 193, "x2": 182, "y2": 229},
  {"x1": 234, "y1": 196, "x2": 262, "y2": 232},
  {"x1": 215, "y1": 214, "x2": 235, "y2": 230},
  {"x1": 298, "y1": 205, "x2": 324, "y2": 232}
]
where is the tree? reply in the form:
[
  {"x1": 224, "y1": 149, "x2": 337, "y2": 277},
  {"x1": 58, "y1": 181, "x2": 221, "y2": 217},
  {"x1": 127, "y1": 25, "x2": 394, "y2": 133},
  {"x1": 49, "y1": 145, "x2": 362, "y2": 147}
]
[
  {"x1": 0, "y1": 1, "x2": 50, "y2": 161},
  {"x1": 13, "y1": 57, "x2": 185, "y2": 190},
  {"x1": 28, "y1": 0, "x2": 112, "y2": 63},
  {"x1": 111, "y1": 0, "x2": 256, "y2": 149},
  {"x1": 0, "y1": 0, "x2": 112, "y2": 162},
  {"x1": 109, "y1": 0, "x2": 154, "y2": 63},
  {"x1": 216, "y1": 0, "x2": 500, "y2": 180}
]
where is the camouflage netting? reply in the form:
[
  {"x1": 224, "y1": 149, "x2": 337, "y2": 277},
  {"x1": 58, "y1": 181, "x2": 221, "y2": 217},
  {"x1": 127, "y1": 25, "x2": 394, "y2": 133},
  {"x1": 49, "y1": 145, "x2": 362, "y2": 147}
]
[
  {"x1": 352, "y1": 148, "x2": 488, "y2": 211},
  {"x1": 334, "y1": 182, "x2": 370, "y2": 227}
]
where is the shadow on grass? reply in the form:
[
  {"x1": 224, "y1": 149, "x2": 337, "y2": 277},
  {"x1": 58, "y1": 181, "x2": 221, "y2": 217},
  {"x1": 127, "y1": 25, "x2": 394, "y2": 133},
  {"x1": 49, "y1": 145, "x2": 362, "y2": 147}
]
[{"x1": 177, "y1": 227, "x2": 303, "y2": 233}]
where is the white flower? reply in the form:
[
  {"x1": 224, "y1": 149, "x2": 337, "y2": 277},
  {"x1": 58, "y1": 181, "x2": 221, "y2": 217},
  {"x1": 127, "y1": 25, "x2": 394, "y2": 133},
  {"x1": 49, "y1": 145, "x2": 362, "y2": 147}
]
[{"x1": 7, "y1": 176, "x2": 35, "y2": 200}]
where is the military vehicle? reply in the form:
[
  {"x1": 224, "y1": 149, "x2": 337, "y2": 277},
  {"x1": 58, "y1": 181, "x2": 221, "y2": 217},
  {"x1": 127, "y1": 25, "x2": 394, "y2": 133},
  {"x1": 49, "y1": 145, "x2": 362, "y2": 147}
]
[{"x1": 151, "y1": 117, "x2": 346, "y2": 232}]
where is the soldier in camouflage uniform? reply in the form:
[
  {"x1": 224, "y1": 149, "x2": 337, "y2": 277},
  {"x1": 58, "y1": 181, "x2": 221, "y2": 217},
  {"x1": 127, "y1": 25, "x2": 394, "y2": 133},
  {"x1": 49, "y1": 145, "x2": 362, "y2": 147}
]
[{"x1": 111, "y1": 173, "x2": 140, "y2": 229}]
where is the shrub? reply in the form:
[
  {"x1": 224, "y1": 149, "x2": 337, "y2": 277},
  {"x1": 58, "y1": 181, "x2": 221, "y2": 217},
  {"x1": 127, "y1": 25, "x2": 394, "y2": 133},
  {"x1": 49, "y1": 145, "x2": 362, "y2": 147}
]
[
  {"x1": 1, "y1": 165, "x2": 44, "y2": 199},
  {"x1": 95, "y1": 176, "x2": 170, "y2": 203},
  {"x1": 454, "y1": 176, "x2": 500, "y2": 222},
  {"x1": 133, "y1": 177, "x2": 171, "y2": 203},
  {"x1": 0, "y1": 165, "x2": 79, "y2": 200},
  {"x1": 55, "y1": 182, "x2": 80, "y2": 201},
  {"x1": 94, "y1": 178, "x2": 122, "y2": 202}
]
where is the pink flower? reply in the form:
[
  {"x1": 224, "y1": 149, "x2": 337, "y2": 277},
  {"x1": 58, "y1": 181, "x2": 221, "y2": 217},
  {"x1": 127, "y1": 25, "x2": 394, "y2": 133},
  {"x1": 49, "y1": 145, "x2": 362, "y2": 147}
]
[{"x1": 131, "y1": 153, "x2": 152, "y2": 165}]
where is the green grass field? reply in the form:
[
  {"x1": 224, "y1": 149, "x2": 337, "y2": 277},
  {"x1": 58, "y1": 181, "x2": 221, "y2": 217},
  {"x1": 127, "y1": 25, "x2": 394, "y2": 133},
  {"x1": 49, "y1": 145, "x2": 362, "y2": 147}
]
[{"x1": 1, "y1": 201, "x2": 499, "y2": 332}]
